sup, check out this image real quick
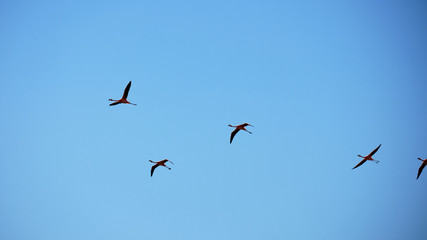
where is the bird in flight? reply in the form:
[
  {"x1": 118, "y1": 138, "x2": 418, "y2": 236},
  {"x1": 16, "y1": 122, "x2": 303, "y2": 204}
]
[
  {"x1": 417, "y1": 157, "x2": 427, "y2": 180},
  {"x1": 353, "y1": 144, "x2": 381, "y2": 169},
  {"x1": 228, "y1": 123, "x2": 254, "y2": 144},
  {"x1": 149, "y1": 159, "x2": 174, "y2": 177},
  {"x1": 108, "y1": 81, "x2": 137, "y2": 106}
]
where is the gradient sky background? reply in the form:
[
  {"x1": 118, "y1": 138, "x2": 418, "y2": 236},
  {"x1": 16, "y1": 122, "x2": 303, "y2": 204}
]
[{"x1": 1, "y1": 0, "x2": 427, "y2": 239}]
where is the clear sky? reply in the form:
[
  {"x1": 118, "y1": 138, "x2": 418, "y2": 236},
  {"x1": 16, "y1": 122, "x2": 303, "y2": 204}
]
[{"x1": 1, "y1": 0, "x2": 427, "y2": 239}]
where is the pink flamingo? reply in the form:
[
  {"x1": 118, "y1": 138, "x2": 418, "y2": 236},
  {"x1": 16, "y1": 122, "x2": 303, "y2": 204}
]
[
  {"x1": 417, "y1": 158, "x2": 427, "y2": 179},
  {"x1": 108, "y1": 81, "x2": 137, "y2": 106},
  {"x1": 149, "y1": 159, "x2": 174, "y2": 177},
  {"x1": 228, "y1": 123, "x2": 254, "y2": 144},
  {"x1": 353, "y1": 144, "x2": 381, "y2": 169}
]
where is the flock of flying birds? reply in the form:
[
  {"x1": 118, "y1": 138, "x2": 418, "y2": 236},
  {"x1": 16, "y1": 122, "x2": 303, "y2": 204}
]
[{"x1": 109, "y1": 81, "x2": 427, "y2": 179}]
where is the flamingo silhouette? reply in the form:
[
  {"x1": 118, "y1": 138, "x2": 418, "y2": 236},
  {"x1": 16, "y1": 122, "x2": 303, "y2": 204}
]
[
  {"x1": 228, "y1": 123, "x2": 254, "y2": 144},
  {"x1": 149, "y1": 159, "x2": 174, "y2": 177},
  {"x1": 417, "y1": 158, "x2": 427, "y2": 179},
  {"x1": 109, "y1": 81, "x2": 137, "y2": 106},
  {"x1": 353, "y1": 144, "x2": 381, "y2": 169}
]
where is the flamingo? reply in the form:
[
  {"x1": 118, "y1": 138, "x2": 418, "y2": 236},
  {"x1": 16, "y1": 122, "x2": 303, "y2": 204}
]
[
  {"x1": 228, "y1": 123, "x2": 254, "y2": 144},
  {"x1": 149, "y1": 159, "x2": 174, "y2": 177},
  {"x1": 108, "y1": 81, "x2": 137, "y2": 106},
  {"x1": 353, "y1": 144, "x2": 381, "y2": 169},
  {"x1": 417, "y1": 158, "x2": 427, "y2": 179}
]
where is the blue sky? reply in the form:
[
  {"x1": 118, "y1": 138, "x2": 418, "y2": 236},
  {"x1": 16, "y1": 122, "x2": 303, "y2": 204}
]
[{"x1": 1, "y1": 0, "x2": 427, "y2": 239}]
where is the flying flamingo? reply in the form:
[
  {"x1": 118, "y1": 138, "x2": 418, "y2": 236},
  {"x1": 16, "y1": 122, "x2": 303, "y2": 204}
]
[
  {"x1": 417, "y1": 158, "x2": 427, "y2": 179},
  {"x1": 149, "y1": 159, "x2": 174, "y2": 177},
  {"x1": 108, "y1": 81, "x2": 137, "y2": 106},
  {"x1": 353, "y1": 144, "x2": 381, "y2": 169},
  {"x1": 228, "y1": 123, "x2": 254, "y2": 144}
]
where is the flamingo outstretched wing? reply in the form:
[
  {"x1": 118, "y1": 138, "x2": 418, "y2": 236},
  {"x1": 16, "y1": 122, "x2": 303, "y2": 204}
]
[
  {"x1": 417, "y1": 162, "x2": 426, "y2": 179},
  {"x1": 109, "y1": 101, "x2": 121, "y2": 106},
  {"x1": 151, "y1": 164, "x2": 159, "y2": 177},
  {"x1": 230, "y1": 128, "x2": 240, "y2": 144},
  {"x1": 368, "y1": 144, "x2": 381, "y2": 157},
  {"x1": 122, "y1": 81, "x2": 132, "y2": 99},
  {"x1": 353, "y1": 159, "x2": 367, "y2": 169}
]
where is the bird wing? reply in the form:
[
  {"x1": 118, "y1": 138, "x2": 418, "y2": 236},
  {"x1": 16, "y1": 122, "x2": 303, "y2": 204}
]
[
  {"x1": 151, "y1": 164, "x2": 159, "y2": 177},
  {"x1": 230, "y1": 128, "x2": 240, "y2": 143},
  {"x1": 122, "y1": 81, "x2": 132, "y2": 99},
  {"x1": 417, "y1": 162, "x2": 426, "y2": 179},
  {"x1": 353, "y1": 159, "x2": 367, "y2": 169},
  {"x1": 368, "y1": 144, "x2": 381, "y2": 157},
  {"x1": 109, "y1": 101, "x2": 121, "y2": 106}
]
